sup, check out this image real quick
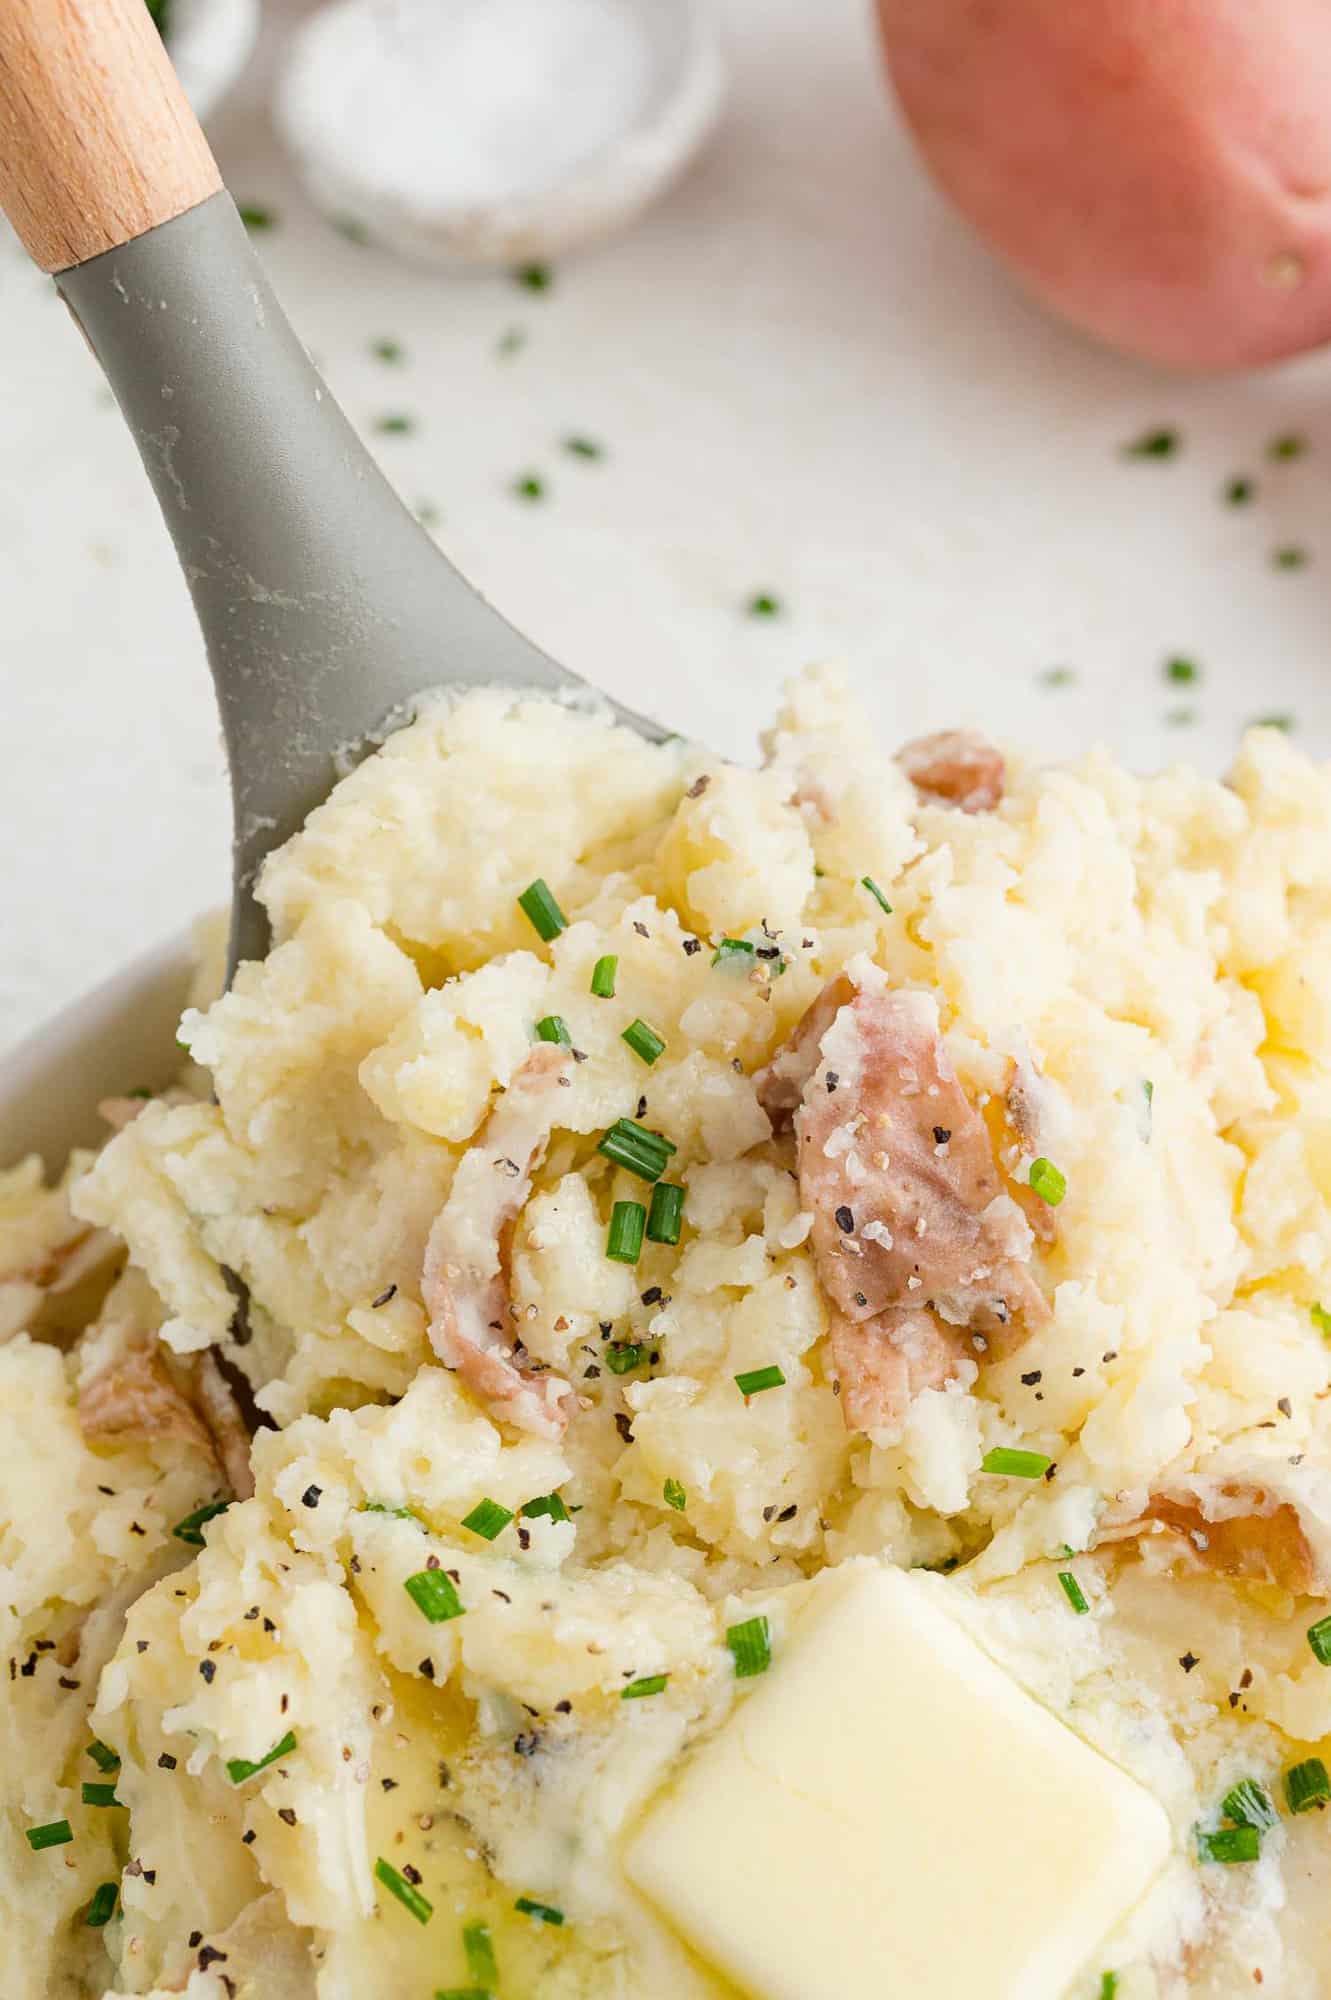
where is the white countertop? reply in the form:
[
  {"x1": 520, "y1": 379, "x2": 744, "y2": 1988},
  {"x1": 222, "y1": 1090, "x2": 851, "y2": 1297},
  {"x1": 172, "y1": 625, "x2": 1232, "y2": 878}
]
[{"x1": 4, "y1": 0, "x2": 1331, "y2": 1054}]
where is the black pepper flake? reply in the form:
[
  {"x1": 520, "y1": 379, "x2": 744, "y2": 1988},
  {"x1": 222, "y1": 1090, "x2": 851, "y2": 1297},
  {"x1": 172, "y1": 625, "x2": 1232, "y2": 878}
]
[
  {"x1": 380, "y1": 1777, "x2": 398, "y2": 1792},
  {"x1": 1239, "y1": 1667, "x2": 1254, "y2": 1690},
  {"x1": 349, "y1": 1554, "x2": 361, "y2": 1575},
  {"x1": 263, "y1": 1618, "x2": 276, "y2": 1634},
  {"x1": 241, "y1": 1828, "x2": 256, "y2": 1844},
  {"x1": 419, "y1": 1659, "x2": 435, "y2": 1680},
  {"x1": 635, "y1": 1095, "x2": 648, "y2": 1119},
  {"x1": 371, "y1": 1285, "x2": 397, "y2": 1309},
  {"x1": 762, "y1": 1505, "x2": 776, "y2": 1523},
  {"x1": 189, "y1": 1931, "x2": 203, "y2": 1949},
  {"x1": 492, "y1": 1589, "x2": 511, "y2": 1603},
  {"x1": 199, "y1": 1660, "x2": 216, "y2": 1683},
  {"x1": 1043, "y1": 1462, "x2": 1057, "y2": 1482},
  {"x1": 58, "y1": 1675, "x2": 80, "y2": 1690},
  {"x1": 932, "y1": 1127, "x2": 952, "y2": 1144},
  {"x1": 1278, "y1": 1396, "x2": 1293, "y2": 1418},
  {"x1": 555, "y1": 1699, "x2": 572, "y2": 1714},
  {"x1": 854, "y1": 1291, "x2": 867, "y2": 1308},
  {"x1": 1072, "y1": 1366, "x2": 1085, "y2": 1378},
  {"x1": 97, "y1": 1484, "x2": 114, "y2": 1496},
  {"x1": 128, "y1": 1522, "x2": 146, "y2": 1536},
  {"x1": 141, "y1": 1869, "x2": 157, "y2": 1886},
  {"x1": 301, "y1": 1485, "x2": 322, "y2": 1509},
  {"x1": 425, "y1": 1553, "x2": 441, "y2": 1571},
  {"x1": 777, "y1": 1503, "x2": 798, "y2": 1522},
  {"x1": 682, "y1": 937, "x2": 701, "y2": 955},
  {"x1": 136, "y1": 1640, "x2": 149, "y2": 1654},
  {"x1": 1179, "y1": 1652, "x2": 1199, "y2": 1673},
  {"x1": 244, "y1": 1607, "x2": 259, "y2": 1621},
  {"x1": 439, "y1": 1761, "x2": 452, "y2": 1788},
  {"x1": 633, "y1": 921, "x2": 649, "y2": 938},
  {"x1": 834, "y1": 1205, "x2": 855, "y2": 1233},
  {"x1": 584, "y1": 1364, "x2": 601, "y2": 1379},
  {"x1": 686, "y1": 775, "x2": 711, "y2": 798},
  {"x1": 599, "y1": 1320, "x2": 613, "y2": 1337},
  {"x1": 641, "y1": 1286, "x2": 663, "y2": 1305},
  {"x1": 1020, "y1": 1370, "x2": 1042, "y2": 1386},
  {"x1": 615, "y1": 1412, "x2": 635, "y2": 1444},
  {"x1": 34, "y1": 1640, "x2": 54, "y2": 1652},
  {"x1": 517, "y1": 1526, "x2": 531, "y2": 1551},
  {"x1": 157, "y1": 1753, "x2": 177, "y2": 1771},
  {"x1": 1102, "y1": 1351, "x2": 1118, "y2": 1363},
  {"x1": 514, "y1": 1732, "x2": 541, "y2": 1758},
  {"x1": 277, "y1": 1808, "x2": 297, "y2": 1827},
  {"x1": 402, "y1": 1863, "x2": 422, "y2": 1885},
  {"x1": 1227, "y1": 1691, "x2": 1241, "y2": 1710},
  {"x1": 825, "y1": 1071, "x2": 839, "y2": 1093}
]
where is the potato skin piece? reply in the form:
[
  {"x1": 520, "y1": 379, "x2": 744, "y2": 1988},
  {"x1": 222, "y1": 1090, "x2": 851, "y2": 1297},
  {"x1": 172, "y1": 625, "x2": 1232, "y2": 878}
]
[{"x1": 877, "y1": 0, "x2": 1331, "y2": 370}]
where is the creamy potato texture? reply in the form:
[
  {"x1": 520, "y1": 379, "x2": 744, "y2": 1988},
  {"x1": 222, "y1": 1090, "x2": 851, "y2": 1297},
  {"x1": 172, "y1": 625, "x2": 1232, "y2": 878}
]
[{"x1": 6, "y1": 672, "x2": 1331, "y2": 1995}]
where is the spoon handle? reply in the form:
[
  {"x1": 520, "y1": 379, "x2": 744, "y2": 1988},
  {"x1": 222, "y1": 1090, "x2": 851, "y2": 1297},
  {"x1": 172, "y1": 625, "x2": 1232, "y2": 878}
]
[{"x1": 0, "y1": 0, "x2": 220, "y2": 270}]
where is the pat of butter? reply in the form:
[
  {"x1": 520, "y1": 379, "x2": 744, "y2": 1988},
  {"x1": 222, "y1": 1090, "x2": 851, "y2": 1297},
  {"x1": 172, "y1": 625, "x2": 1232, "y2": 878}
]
[{"x1": 625, "y1": 1565, "x2": 1170, "y2": 2000}]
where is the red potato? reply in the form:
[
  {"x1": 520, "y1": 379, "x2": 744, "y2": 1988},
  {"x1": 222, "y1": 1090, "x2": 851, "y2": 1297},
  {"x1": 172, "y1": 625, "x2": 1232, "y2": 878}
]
[{"x1": 876, "y1": 0, "x2": 1331, "y2": 370}]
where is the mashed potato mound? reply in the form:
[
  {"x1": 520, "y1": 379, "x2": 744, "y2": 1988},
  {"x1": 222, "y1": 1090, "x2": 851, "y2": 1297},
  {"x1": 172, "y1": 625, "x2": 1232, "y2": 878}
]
[{"x1": 7, "y1": 671, "x2": 1331, "y2": 1996}]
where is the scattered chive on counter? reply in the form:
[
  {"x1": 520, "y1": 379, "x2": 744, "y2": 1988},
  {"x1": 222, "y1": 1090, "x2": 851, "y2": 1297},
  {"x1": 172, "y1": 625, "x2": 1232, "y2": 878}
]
[
  {"x1": 1221, "y1": 1780, "x2": 1278, "y2": 1831},
  {"x1": 521, "y1": 1492, "x2": 570, "y2": 1524},
  {"x1": 515, "y1": 262, "x2": 553, "y2": 291},
  {"x1": 227, "y1": 1731, "x2": 298, "y2": 1785},
  {"x1": 1272, "y1": 544, "x2": 1310, "y2": 569},
  {"x1": 513, "y1": 473, "x2": 546, "y2": 502},
  {"x1": 1223, "y1": 476, "x2": 1254, "y2": 505},
  {"x1": 663, "y1": 1477, "x2": 687, "y2": 1512},
  {"x1": 1039, "y1": 664, "x2": 1076, "y2": 687},
  {"x1": 1028, "y1": 1157, "x2": 1066, "y2": 1206},
  {"x1": 1122, "y1": 426, "x2": 1180, "y2": 459},
  {"x1": 515, "y1": 1896, "x2": 565, "y2": 1925},
  {"x1": 461, "y1": 1498, "x2": 513, "y2": 1541},
  {"x1": 238, "y1": 204, "x2": 276, "y2": 231},
  {"x1": 85, "y1": 1882, "x2": 119, "y2": 1928},
  {"x1": 861, "y1": 875, "x2": 893, "y2": 916},
  {"x1": 607, "y1": 1200, "x2": 647, "y2": 1264},
  {"x1": 374, "y1": 413, "x2": 416, "y2": 435},
  {"x1": 462, "y1": 1920, "x2": 498, "y2": 1984},
  {"x1": 517, "y1": 878, "x2": 566, "y2": 941},
  {"x1": 747, "y1": 593, "x2": 781, "y2": 616},
  {"x1": 622, "y1": 1674, "x2": 669, "y2": 1699},
  {"x1": 590, "y1": 954, "x2": 618, "y2": 997},
  {"x1": 1285, "y1": 1757, "x2": 1331, "y2": 1814},
  {"x1": 375, "y1": 1856, "x2": 433, "y2": 1923},
  {"x1": 1196, "y1": 1824, "x2": 1260, "y2": 1864},
  {"x1": 982, "y1": 1447, "x2": 1052, "y2": 1479},
  {"x1": 535, "y1": 1014, "x2": 571, "y2": 1046},
  {"x1": 726, "y1": 1614, "x2": 772, "y2": 1678},
  {"x1": 1164, "y1": 656, "x2": 1199, "y2": 684},
  {"x1": 1251, "y1": 712, "x2": 1295, "y2": 732},
  {"x1": 563, "y1": 435, "x2": 603, "y2": 459},
  {"x1": 646, "y1": 1181, "x2": 684, "y2": 1244},
  {"x1": 371, "y1": 337, "x2": 405, "y2": 364},
  {"x1": 1057, "y1": 1571, "x2": 1090, "y2": 1615},
  {"x1": 172, "y1": 1500, "x2": 229, "y2": 1545},
  {"x1": 404, "y1": 1570, "x2": 465, "y2": 1623},
  {"x1": 25, "y1": 1820, "x2": 73, "y2": 1851},
  {"x1": 735, "y1": 1364, "x2": 786, "y2": 1397},
  {"x1": 1268, "y1": 432, "x2": 1307, "y2": 460},
  {"x1": 1307, "y1": 1614, "x2": 1331, "y2": 1665},
  {"x1": 622, "y1": 1018, "x2": 665, "y2": 1065}
]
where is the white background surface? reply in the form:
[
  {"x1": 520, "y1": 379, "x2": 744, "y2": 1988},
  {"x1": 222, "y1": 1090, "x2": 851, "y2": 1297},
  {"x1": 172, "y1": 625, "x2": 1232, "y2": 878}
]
[{"x1": 4, "y1": 0, "x2": 1331, "y2": 1054}]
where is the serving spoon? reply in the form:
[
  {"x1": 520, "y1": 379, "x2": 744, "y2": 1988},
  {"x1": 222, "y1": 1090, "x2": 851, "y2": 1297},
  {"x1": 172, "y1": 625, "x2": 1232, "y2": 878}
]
[{"x1": 0, "y1": 0, "x2": 667, "y2": 978}]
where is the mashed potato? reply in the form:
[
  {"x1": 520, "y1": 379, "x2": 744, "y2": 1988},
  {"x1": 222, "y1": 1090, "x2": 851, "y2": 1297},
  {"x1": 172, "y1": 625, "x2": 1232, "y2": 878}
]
[{"x1": 6, "y1": 670, "x2": 1331, "y2": 1996}]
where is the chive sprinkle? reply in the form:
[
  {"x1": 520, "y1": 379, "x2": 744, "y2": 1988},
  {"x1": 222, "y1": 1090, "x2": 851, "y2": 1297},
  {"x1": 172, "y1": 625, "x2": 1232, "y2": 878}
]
[
  {"x1": 726, "y1": 1615, "x2": 772, "y2": 1678},
  {"x1": 515, "y1": 1896, "x2": 565, "y2": 1925},
  {"x1": 374, "y1": 412, "x2": 416, "y2": 435},
  {"x1": 747, "y1": 593, "x2": 781, "y2": 617},
  {"x1": 85, "y1": 1881, "x2": 119, "y2": 1928},
  {"x1": 598, "y1": 1117, "x2": 675, "y2": 1182},
  {"x1": 646, "y1": 1181, "x2": 684, "y2": 1245},
  {"x1": 591, "y1": 955, "x2": 618, "y2": 997},
  {"x1": 1099, "y1": 1977, "x2": 1118, "y2": 2000},
  {"x1": 861, "y1": 876, "x2": 893, "y2": 916},
  {"x1": 622, "y1": 1674, "x2": 669, "y2": 1699},
  {"x1": 463, "y1": 1919, "x2": 498, "y2": 1984},
  {"x1": 663, "y1": 1477, "x2": 687, "y2": 1512},
  {"x1": 1197, "y1": 1824, "x2": 1260, "y2": 1864},
  {"x1": 712, "y1": 937, "x2": 756, "y2": 968},
  {"x1": 360, "y1": 1500, "x2": 418, "y2": 1520},
  {"x1": 1028, "y1": 1157, "x2": 1066, "y2": 1206},
  {"x1": 461, "y1": 1498, "x2": 514, "y2": 1541},
  {"x1": 1312, "y1": 1304, "x2": 1331, "y2": 1339},
  {"x1": 226, "y1": 1730, "x2": 298, "y2": 1786},
  {"x1": 435, "y1": 1988, "x2": 491, "y2": 2000},
  {"x1": 535, "y1": 1014, "x2": 571, "y2": 1046},
  {"x1": 735, "y1": 1364, "x2": 786, "y2": 1397},
  {"x1": 172, "y1": 1500, "x2": 230, "y2": 1545},
  {"x1": 238, "y1": 204, "x2": 275, "y2": 232},
  {"x1": 1307, "y1": 1614, "x2": 1331, "y2": 1665},
  {"x1": 1223, "y1": 476, "x2": 1254, "y2": 506},
  {"x1": 25, "y1": 1820, "x2": 73, "y2": 1851},
  {"x1": 81, "y1": 1783, "x2": 124, "y2": 1808},
  {"x1": 1273, "y1": 544, "x2": 1310, "y2": 569},
  {"x1": 622, "y1": 1019, "x2": 666, "y2": 1066},
  {"x1": 521, "y1": 1492, "x2": 570, "y2": 1524},
  {"x1": 1222, "y1": 1779, "x2": 1278, "y2": 1831},
  {"x1": 1285, "y1": 1757, "x2": 1331, "y2": 1814},
  {"x1": 607, "y1": 1200, "x2": 647, "y2": 1264},
  {"x1": 563, "y1": 435, "x2": 603, "y2": 460},
  {"x1": 86, "y1": 1741, "x2": 120, "y2": 1774},
  {"x1": 1057, "y1": 1571, "x2": 1090, "y2": 1615},
  {"x1": 404, "y1": 1570, "x2": 465, "y2": 1623},
  {"x1": 517, "y1": 878, "x2": 566, "y2": 942},
  {"x1": 513, "y1": 473, "x2": 546, "y2": 502},
  {"x1": 515, "y1": 262, "x2": 553, "y2": 291},
  {"x1": 1268, "y1": 432, "x2": 1307, "y2": 461},
  {"x1": 376, "y1": 1856, "x2": 433, "y2": 1924},
  {"x1": 371, "y1": 337, "x2": 405, "y2": 364},
  {"x1": 1122, "y1": 426, "x2": 1179, "y2": 459},
  {"x1": 981, "y1": 1446, "x2": 1052, "y2": 1479},
  {"x1": 605, "y1": 1342, "x2": 644, "y2": 1375},
  {"x1": 1164, "y1": 655, "x2": 1199, "y2": 683}
]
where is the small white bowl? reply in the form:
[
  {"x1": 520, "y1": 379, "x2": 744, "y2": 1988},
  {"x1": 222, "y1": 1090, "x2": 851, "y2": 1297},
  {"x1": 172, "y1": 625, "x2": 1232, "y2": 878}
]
[
  {"x1": 275, "y1": 0, "x2": 726, "y2": 271},
  {"x1": 167, "y1": 0, "x2": 261, "y2": 125}
]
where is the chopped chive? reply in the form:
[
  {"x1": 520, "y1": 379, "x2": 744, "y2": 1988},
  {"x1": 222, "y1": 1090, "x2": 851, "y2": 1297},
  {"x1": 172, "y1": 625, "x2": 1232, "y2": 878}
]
[
  {"x1": 226, "y1": 1731, "x2": 298, "y2": 1785},
  {"x1": 463, "y1": 1919, "x2": 498, "y2": 1984},
  {"x1": 563, "y1": 435, "x2": 603, "y2": 460},
  {"x1": 1039, "y1": 665, "x2": 1076, "y2": 688},
  {"x1": 735, "y1": 1365, "x2": 786, "y2": 1397},
  {"x1": 238, "y1": 204, "x2": 275, "y2": 232},
  {"x1": 376, "y1": 1856, "x2": 433, "y2": 1923},
  {"x1": 1285, "y1": 1757, "x2": 1331, "y2": 1814},
  {"x1": 434, "y1": 1989, "x2": 491, "y2": 2000},
  {"x1": 1164, "y1": 655, "x2": 1199, "y2": 684},
  {"x1": 517, "y1": 878, "x2": 566, "y2": 942},
  {"x1": 374, "y1": 412, "x2": 416, "y2": 435},
  {"x1": 127, "y1": 1086, "x2": 153, "y2": 1100},
  {"x1": 371, "y1": 337, "x2": 405, "y2": 364},
  {"x1": 712, "y1": 937, "x2": 756, "y2": 968},
  {"x1": 726, "y1": 1615, "x2": 772, "y2": 1679},
  {"x1": 598, "y1": 1118, "x2": 675, "y2": 1182},
  {"x1": 861, "y1": 876, "x2": 893, "y2": 916},
  {"x1": 1222, "y1": 1779, "x2": 1278, "y2": 1831},
  {"x1": 747, "y1": 593, "x2": 781, "y2": 617},
  {"x1": 360, "y1": 1500, "x2": 418, "y2": 1520},
  {"x1": 513, "y1": 473, "x2": 546, "y2": 502},
  {"x1": 1197, "y1": 1823, "x2": 1261, "y2": 1864},
  {"x1": 25, "y1": 1819, "x2": 73, "y2": 1851},
  {"x1": 1057, "y1": 1571, "x2": 1090, "y2": 1615},
  {"x1": 663, "y1": 1477, "x2": 687, "y2": 1512},
  {"x1": 1122, "y1": 426, "x2": 1179, "y2": 459},
  {"x1": 521, "y1": 1492, "x2": 570, "y2": 1524},
  {"x1": 86, "y1": 1741, "x2": 120, "y2": 1774},
  {"x1": 646, "y1": 1181, "x2": 684, "y2": 1245},
  {"x1": 85, "y1": 1880, "x2": 119, "y2": 1927},
  {"x1": 81, "y1": 1783, "x2": 124, "y2": 1808},
  {"x1": 1311, "y1": 1304, "x2": 1331, "y2": 1339},
  {"x1": 622, "y1": 1674, "x2": 668, "y2": 1699},
  {"x1": 1028, "y1": 1157, "x2": 1066, "y2": 1206},
  {"x1": 515, "y1": 1896, "x2": 564, "y2": 1925},
  {"x1": 515, "y1": 262, "x2": 552, "y2": 291},
  {"x1": 535, "y1": 1014, "x2": 571, "y2": 1046},
  {"x1": 981, "y1": 1446, "x2": 1052, "y2": 1479},
  {"x1": 172, "y1": 1500, "x2": 229, "y2": 1545},
  {"x1": 1268, "y1": 432, "x2": 1307, "y2": 461},
  {"x1": 1099, "y1": 1977, "x2": 1118, "y2": 2000},
  {"x1": 622, "y1": 1019, "x2": 665, "y2": 1066},
  {"x1": 461, "y1": 1498, "x2": 514, "y2": 1542},
  {"x1": 1251, "y1": 712, "x2": 1295, "y2": 732},
  {"x1": 404, "y1": 1570, "x2": 465, "y2": 1623},
  {"x1": 607, "y1": 1201, "x2": 647, "y2": 1264},
  {"x1": 605, "y1": 1342, "x2": 644, "y2": 1375},
  {"x1": 1307, "y1": 1614, "x2": 1331, "y2": 1665},
  {"x1": 1272, "y1": 544, "x2": 1310, "y2": 569},
  {"x1": 1223, "y1": 476, "x2": 1254, "y2": 506},
  {"x1": 496, "y1": 325, "x2": 527, "y2": 358},
  {"x1": 591, "y1": 954, "x2": 618, "y2": 997}
]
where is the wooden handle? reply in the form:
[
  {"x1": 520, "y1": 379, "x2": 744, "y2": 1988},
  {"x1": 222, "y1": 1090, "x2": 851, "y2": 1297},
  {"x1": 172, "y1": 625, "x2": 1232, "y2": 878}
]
[{"x1": 0, "y1": 0, "x2": 221, "y2": 273}]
